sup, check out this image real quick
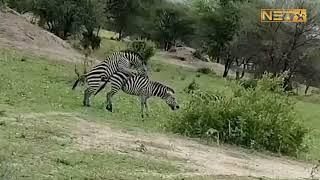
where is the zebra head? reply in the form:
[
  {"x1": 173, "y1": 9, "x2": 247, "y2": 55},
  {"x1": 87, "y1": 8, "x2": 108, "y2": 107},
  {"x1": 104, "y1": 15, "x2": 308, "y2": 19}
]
[
  {"x1": 165, "y1": 89, "x2": 179, "y2": 111},
  {"x1": 127, "y1": 52, "x2": 148, "y2": 77}
]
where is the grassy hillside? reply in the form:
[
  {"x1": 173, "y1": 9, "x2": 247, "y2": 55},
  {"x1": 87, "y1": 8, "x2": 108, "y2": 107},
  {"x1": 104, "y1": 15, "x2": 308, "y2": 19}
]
[
  {"x1": 0, "y1": 49, "x2": 233, "y2": 179},
  {"x1": 0, "y1": 46, "x2": 320, "y2": 179}
]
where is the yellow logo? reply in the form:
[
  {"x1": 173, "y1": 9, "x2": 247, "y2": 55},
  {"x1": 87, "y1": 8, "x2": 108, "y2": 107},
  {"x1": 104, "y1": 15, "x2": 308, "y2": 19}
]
[{"x1": 261, "y1": 9, "x2": 307, "y2": 23}]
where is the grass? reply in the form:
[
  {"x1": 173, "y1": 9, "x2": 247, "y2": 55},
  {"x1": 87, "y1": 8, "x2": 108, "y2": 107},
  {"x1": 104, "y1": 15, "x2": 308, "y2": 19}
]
[
  {"x1": 1, "y1": 46, "x2": 320, "y2": 179},
  {"x1": 0, "y1": 49, "x2": 230, "y2": 179}
]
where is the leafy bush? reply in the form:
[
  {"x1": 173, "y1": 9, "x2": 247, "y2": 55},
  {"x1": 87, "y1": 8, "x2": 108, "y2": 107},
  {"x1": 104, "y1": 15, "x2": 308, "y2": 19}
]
[
  {"x1": 168, "y1": 74, "x2": 308, "y2": 156},
  {"x1": 127, "y1": 39, "x2": 156, "y2": 63},
  {"x1": 197, "y1": 67, "x2": 214, "y2": 75},
  {"x1": 184, "y1": 79, "x2": 200, "y2": 94},
  {"x1": 193, "y1": 49, "x2": 202, "y2": 59},
  {"x1": 239, "y1": 79, "x2": 258, "y2": 89}
]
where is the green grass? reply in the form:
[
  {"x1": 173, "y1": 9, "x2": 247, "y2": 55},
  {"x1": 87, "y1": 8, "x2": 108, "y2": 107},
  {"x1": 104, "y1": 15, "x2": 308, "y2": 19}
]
[
  {"x1": 93, "y1": 29, "x2": 127, "y2": 59},
  {"x1": 1, "y1": 47, "x2": 320, "y2": 179},
  {"x1": 0, "y1": 49, "x2": 230, "y2": 179},
  {"x1": 0, "y1": 110, "x2": 178, "y2": 179}
]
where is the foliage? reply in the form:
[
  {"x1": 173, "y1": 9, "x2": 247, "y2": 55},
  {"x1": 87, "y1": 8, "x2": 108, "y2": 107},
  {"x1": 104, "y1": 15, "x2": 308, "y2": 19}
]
[
  {"x1": 151, "y1": 2, "x2": 195, "y2": 50},
  {"x1": 197, "y1": 67, "x2": 213, "y2": 75},
  {"x1": 192, "y1": 49, "x2": 202, "y2": 59},
  {"x1": 239, "y1": 78, "x2": 257, "y2": 89},
  {"x1": 28, "y1": 0, "x2": 103, "y2": 41},
  {"x1": 103, "y1": 0, "x2": 147, "y2": 39},
  {"x1": 193, "y1": 0, "x2": 240, "y2": 59},
  {"x1": 184, "y1": 79, "x2": 200, "y2": 94},
  {"x1": 127, "y1": 39, "x2": 156, "y2": 63},
  {"x1": 5, "y1": 0, "x2": 34, "y2": 13},
  {"x1": 168, "y1": 74, "x2": 308, "y2": 156}
]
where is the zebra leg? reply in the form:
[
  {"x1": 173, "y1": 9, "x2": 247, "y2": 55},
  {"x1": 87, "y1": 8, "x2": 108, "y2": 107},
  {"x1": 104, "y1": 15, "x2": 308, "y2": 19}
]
[
  {"x1": 140, "y1": 96, "x2": 145, "y2": 118},
  {"x1": 144, "y1": 97, "x2": 150, "y2": 117},
  {"x1": 140, "y1": 96, "x2": 149, "y2": 118},
  {"x1": 83, "y1": 87, "x2": 94, "y2": 107},
  {"x1": 105, "y1": 89, "x2": 119, "y2": 112}
]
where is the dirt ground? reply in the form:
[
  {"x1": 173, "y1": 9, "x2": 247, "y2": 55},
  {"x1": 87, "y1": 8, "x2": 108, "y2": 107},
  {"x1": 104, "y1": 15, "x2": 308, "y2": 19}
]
[
  {"x1": 156, "y1": 51, "x2": 231, "y2": 76},
  {"x1": 0, "y1": 9, "x2": 84, "y2": 63},
  {"x1": 73, "y1": 117, "x2": 319, "y2": 180}
]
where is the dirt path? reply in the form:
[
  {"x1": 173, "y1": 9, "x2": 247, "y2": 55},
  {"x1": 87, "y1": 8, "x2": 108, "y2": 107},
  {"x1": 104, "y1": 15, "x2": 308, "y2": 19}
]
[
  {"x1": 155, "y1": 52, "x2": 234, "y2": 76},
  {"x1": 72, "y1": 119, "x2": 319, "y2": 180}
]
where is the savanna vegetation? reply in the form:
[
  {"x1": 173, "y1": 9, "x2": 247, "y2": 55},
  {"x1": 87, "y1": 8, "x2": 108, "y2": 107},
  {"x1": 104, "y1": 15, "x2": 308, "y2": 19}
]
[{"x1": 1, "y1": 0, "x2": 320, "y2": 179}]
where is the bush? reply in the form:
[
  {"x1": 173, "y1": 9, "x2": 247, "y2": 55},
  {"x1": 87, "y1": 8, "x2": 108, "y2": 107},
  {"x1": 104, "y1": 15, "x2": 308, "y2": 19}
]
[
  {"x1": 197, "y1": 67, "x2": 214, "y2": 74},
  {"x1": 184, "y1": 79, "x2": 200, "y2": 94},
  {"x1": 239, "y1": 79, "x2": 258, "y2": 89},
  {"x1": 193, "y1": 49, "x2": 202, "y2": 59},
  {"x1": 168, "y1": 75, "x2": 308, "y2": 156},
  {"x1": 127, "y1": 39, "x2": 156, "y2": 63}
]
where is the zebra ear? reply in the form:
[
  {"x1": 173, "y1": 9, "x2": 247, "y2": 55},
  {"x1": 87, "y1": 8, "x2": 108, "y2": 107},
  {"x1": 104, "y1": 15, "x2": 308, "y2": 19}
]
[{"x1": 167, "y1": 90, "x2": 174, "y2": 95}]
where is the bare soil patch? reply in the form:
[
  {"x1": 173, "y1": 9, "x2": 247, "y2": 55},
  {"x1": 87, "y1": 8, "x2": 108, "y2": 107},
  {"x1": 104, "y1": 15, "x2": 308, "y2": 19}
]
[
  {"x1": 0, "y1": 9, "x2": 84, "y2": 63},
  {"x1": 73, "y1": 120, "x2": 319, "y2": 180},
  {"x1": 156, "y1": 51, "x2": 230, "y2": 76}
]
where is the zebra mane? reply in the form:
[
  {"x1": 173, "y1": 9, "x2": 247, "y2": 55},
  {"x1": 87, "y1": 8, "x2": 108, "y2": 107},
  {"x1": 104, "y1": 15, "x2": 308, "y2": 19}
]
[
  {"x1": 120, "y1": 50, "x2": 146, "y2": 64},
  {"x1": 152, "y1": 81, "x2": 175, "y2": 94}
]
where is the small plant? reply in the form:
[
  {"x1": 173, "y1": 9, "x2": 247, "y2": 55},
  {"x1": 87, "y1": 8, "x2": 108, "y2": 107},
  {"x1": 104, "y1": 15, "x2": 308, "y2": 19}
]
[
  {"x1": 197, "y1": 67, "x2": 213, "y2": 74},
  {"x1": 154, "y1": 67, "x2": 161, "y2": 72},
  {"x1": 193, "y1": 49, "x2": 202, "y2": 59},
  {"x1": 184, "y1": 79, "x2": 200, "y2": 94},
  {"x1": 206, "y1": 128, "x2": 220, "y2": 145},
  {"x1": 180, "y1": 75, "x2": 186, "y2": 81},
  {"x1": 310, "y1": 160, "x2": 320, "y2": 179},
  {"x1": 239, "y1": 79, "x2": 258, "y2": 89},
  {"x1": 0, "y1": 110, "x2": 6, "y2": 117},
  {"x1": 127, "y1": 39, "x2": 156, "y2": 63},
  {"x1": 311, "y1": 89, "x2": 320, "y2": 95}
]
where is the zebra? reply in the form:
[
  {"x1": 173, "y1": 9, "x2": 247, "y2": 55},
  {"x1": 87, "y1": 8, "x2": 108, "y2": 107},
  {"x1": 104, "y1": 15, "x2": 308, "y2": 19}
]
[
  {"x1": 93, "y1": 71, "x2": 179, "y2": 118},
  {"x1": 72, "y1": 51, "x2": 148, "y2": 107}
]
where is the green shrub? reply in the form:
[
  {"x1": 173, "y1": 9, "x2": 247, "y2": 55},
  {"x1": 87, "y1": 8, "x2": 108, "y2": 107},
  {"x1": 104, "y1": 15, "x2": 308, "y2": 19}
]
[
  {"x1": 127, "y1": 39, "x2": 156, "y2": 63},
  {"x1": 193, "y1": 49, "x2": 202, "y2": 59},
  {"x1": 184, "y1": 80, "x2": 200, "y2": 94},
  {"x1": 168, "y1": 75, "x2": 308, "y2": 156},
  {"x1": 239, "y1": 79, "x2": 258, "y2": 89},
  {"x1": 197, "y1": 67, "x2": 213, "y2": 74}
]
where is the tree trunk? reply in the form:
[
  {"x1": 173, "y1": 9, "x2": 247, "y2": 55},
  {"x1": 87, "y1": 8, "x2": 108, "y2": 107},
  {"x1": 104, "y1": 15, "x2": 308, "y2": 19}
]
[
  {"x1": 118, "y1": 29, "x2": 123, "y2": 40},
  {"x1": 235, "y1": 71, "x2": 240, "y2": 80},
  {"x1": 240, "y1": 64, "x2": 245, "y2": 79},
  {"x1": 223, "y1": 56, "x2": 233, "y2": 78},
  {"x1": 305, "y1": 84, "x2": 310, "y2": 95}
]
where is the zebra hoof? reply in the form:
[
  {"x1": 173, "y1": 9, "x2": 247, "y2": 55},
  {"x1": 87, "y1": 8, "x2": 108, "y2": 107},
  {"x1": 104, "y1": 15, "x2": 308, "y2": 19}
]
[
  {"x1": 106, "y1": 105, "x2": 112, "y2": 112},
  {"x1": 83, "y1": 103, "x2": 90, "y2": 107}
]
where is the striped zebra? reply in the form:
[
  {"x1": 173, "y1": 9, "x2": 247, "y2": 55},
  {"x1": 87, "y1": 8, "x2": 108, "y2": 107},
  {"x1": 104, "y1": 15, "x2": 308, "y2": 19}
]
[
  {"x1": 94, "y1": 71, "x2": 179, "y2": 118},
  {"x1": 72, "y1": 51, "x2": 148, "y2": 107}
]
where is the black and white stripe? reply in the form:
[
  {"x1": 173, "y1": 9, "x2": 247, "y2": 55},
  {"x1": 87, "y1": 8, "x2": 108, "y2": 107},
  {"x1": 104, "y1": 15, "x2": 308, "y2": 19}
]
[
  {"x1": 95, "y1": 71, "x2": 179, "y2": 118},
  {"x1": 72, "y1": 51, "x2": 148, "y2": 106}
]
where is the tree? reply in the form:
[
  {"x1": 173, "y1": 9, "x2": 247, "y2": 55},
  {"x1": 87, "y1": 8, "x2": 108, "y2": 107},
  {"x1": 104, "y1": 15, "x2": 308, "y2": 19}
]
[
  {"x1": 31, "y1": 0, "x2": 102, "y2": 42},
  {"x1": 296, "y1": 51, "x2": 320, "y2": 94},
  {"x1": 104, "y1": 0, "x2": 144, "y2": 40},
  {"x1": 227, "y1": 0, "x2": 320, "y2": 85},
  {"x1": 193, "y1": 0, "x2": 241, "y2": 77},
  {"x1": 152, "y1": 2, "x2": 194, "y2": 50}
]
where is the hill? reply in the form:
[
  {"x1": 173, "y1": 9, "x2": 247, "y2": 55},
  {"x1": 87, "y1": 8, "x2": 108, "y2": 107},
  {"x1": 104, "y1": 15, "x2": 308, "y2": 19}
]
[
  {"x1": 0, "y1": 8, "x2": 83, "y2": 63},
  {"x1": 0, "y1": 6, "x2": 320, "y2": 180}
]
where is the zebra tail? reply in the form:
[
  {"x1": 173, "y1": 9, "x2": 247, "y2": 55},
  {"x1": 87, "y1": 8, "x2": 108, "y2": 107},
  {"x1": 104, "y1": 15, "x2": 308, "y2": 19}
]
[
  {"x1": 72, "y1": 79, "x2": 80, "y2": 90},
  {"x1": 72, "y1": 74, "x2": 85, "y2": 90},
  {"x1": 94, "y1": 81, "x2": 108, "y2": 96}
]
